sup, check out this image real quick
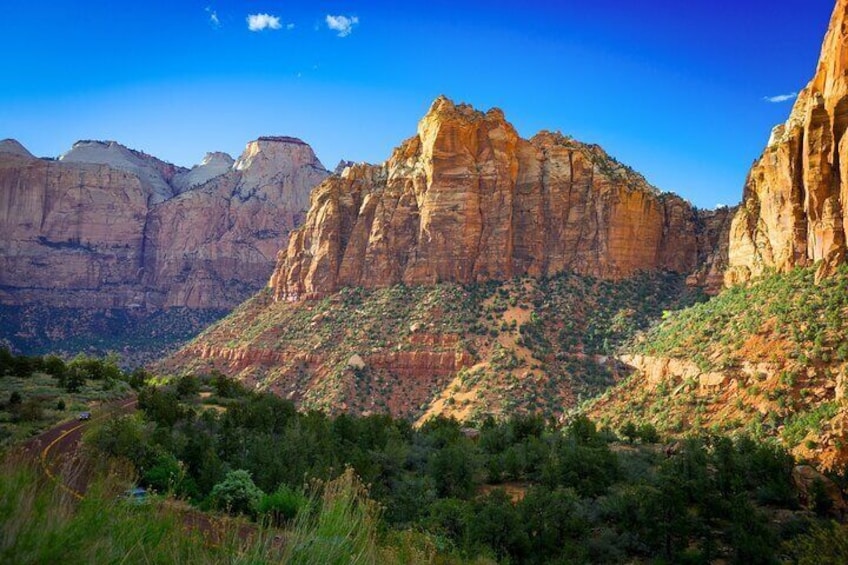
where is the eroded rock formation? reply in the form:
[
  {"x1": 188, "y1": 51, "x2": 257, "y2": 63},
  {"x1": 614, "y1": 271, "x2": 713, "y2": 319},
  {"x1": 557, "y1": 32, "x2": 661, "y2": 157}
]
[
  {"x1": 271, "y1": 97, "x2": 725, "y2": 301},
  {"x1": 0, "y1": 137, "x2": 328, "y2": 311},
  {"x1": 727, "y1": 0, "x2": 848, "y2": 285}
]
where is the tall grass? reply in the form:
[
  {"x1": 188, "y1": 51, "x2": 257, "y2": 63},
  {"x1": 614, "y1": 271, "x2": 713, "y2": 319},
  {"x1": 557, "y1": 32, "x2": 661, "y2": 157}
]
[
  {"x1": 0, "y1": 451, "x2": 279, "y2": 564},
  {"x1": 280, "y1": 468, "x2": 487, "y2": 564},
  {"x1": 282, "y1": 468, "x2": 382, "y2": 564},
  {"x1": 0, "y1": 453, "x2": 466, "y2": 564}
]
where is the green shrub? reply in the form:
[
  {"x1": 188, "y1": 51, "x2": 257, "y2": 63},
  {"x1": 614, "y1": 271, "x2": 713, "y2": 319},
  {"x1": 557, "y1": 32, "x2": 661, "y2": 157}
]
[
  {"x1": 210, "y1": 469, "x2": 264, "y2": 517},
  {"x1": 259, "y1": 484, "x2": 308, "y2": 525}
]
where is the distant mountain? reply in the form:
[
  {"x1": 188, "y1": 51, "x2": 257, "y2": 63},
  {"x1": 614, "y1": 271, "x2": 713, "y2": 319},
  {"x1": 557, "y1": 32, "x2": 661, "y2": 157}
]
[{"x1": 0, "y1": 136, "x2": 329, "y2": 362}]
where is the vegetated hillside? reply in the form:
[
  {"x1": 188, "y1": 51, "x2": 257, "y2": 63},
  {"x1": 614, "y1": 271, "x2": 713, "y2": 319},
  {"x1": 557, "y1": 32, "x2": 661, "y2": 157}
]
[
  {"x1": 589, "y1": 265, "x2": 848, "y2": 470},
  {"x1": 165, "y1": 270, "x2": 704, "y2": 421},
  {"x1": 0, "y1": 305, "x2": 228, "y2": 368}
]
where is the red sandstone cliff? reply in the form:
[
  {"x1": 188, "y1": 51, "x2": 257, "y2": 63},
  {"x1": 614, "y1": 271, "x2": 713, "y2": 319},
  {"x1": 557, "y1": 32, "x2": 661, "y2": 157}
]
[
  {"x1": 0, "y1": 137, "x2": 328, "y2": 311},
  {"x1": 727, "y1": 0, "x2": 848, "y2": 285},
  {"x1": 271, "y1": 97, "x2": 725, "y2": 301}
]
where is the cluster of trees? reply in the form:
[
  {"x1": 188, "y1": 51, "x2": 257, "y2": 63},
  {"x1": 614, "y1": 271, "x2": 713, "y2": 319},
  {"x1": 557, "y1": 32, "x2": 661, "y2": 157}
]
[
  {"x1": 0, "y1": 349, "x2": 147, "y2": 432},
  {"x1": 84, "y1": 374, "x2": 841, "y2": 563},
  {"x1": 0, "y1": 348, "x2": 147, "y2": 393}
]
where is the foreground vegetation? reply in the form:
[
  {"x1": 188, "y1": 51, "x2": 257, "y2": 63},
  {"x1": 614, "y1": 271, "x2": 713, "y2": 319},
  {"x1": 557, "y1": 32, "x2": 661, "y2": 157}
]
[
  {"x1": 0, "y1": 454, "x2": 453, "y2": 564},
  {"x1": 3, "y1": 350, "x2": 848, "y2": 562},
  {"x1": 82, "y1": 372, "x2": 848, "y2": 563}
]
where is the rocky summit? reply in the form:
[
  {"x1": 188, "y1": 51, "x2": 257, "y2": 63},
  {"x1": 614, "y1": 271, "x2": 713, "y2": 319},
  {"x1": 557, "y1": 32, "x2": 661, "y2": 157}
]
[
  {"x1": 0, "y1": 136, "x2": 328, "y2": 359},
  {"x1": 727, "y1": 0, "x2": 848, "y2": 286},
  {"x1": 271, "y1": 96, "x2": 731, "y2": 301}
]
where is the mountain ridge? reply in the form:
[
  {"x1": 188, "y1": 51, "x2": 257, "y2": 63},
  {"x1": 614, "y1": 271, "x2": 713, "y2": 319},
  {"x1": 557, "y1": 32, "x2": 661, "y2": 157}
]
[
  {"x1": 270, "y1": 95, "x2": 731, "y2": 302},
  {"x1": 0, "y1": 135, "x2": 329, "y2": 361},
  {"x1": 164, "y1": 97, "x2": 729, "y2": 419}
]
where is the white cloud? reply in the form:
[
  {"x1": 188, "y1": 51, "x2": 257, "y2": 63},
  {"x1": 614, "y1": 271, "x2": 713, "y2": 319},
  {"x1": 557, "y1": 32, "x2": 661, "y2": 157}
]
[
  {"x1": 287, "y1": 23, "x2": 295, "y2": 30},
  {"x1": 326, "y1": 14, "x2": 359, "y2": 37},
  {"x1": 206, "y1": 6, "x2": 220, "y2": 27},
  {"x1": 247, "y1": 13, "x2": 282, "y2": 32},
  {"x1": 763, "y1": 92, "x2": 798, "y2": 103}
]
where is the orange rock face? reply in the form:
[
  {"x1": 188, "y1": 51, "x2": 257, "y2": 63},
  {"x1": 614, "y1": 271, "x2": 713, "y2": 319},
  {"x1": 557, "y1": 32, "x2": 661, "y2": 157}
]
[
  {"x1": 272, "y1": 97, "x2": 722, "y2": 300},
  {"x1": 727, "y1": 0, "x2": 848, "y2": 285},
  {"x1": 0, "y1": 137, "x2": 328, "y2": 311}
]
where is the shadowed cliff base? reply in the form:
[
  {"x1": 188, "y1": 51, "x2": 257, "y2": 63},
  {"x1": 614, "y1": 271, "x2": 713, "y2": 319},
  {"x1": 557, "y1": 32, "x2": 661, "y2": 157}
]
[{"x1": 0, "y1": 305, "x2": 228, "y2": 368}]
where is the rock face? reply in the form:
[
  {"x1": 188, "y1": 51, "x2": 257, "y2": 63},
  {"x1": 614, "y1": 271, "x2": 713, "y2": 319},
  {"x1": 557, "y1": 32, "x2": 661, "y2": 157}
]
[
  {"x1": 172, "y1": 152, "x2": 235, "y2": 194},
  {"x1": 0, "y1": 137, "x2": 328, "y2": 312},
  {"x1": 727, "y1": 0, "x2": 848, "y2": 285},
  {"x1": 792, "y1": 464, "x2": 848, "y2": 518},
  {"x1": 60, "y1": 140, "x2": 186, "y2": 204},
  {"x1": 0, "y1": 139, "x2": 34, "y2": 159},
  {"x1": 272, "y1": 97, "x2": 724, "y2": 301}
]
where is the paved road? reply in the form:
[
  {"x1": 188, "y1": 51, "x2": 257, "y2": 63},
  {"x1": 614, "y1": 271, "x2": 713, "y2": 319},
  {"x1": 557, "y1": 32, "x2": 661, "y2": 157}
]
[
  {"x1": 23, "y1": 397, "x2": 137, "y2": 499},
  {"x1": 21, "y1": 395, "x2": 274, "y2": 549}
]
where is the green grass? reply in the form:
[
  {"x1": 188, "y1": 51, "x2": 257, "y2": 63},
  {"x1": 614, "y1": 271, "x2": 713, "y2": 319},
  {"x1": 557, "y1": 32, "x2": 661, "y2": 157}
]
[
  {"x1": 0, "y1": 373, "x2": 131, "y2": 448},
  {"x1": 0, "y1": 452, "x2": 468, "y2": 565}
]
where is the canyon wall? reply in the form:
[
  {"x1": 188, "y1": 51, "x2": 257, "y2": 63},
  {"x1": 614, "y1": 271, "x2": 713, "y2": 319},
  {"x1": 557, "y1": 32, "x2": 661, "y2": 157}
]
[
  {"x1": 271, "y1": 97, "x2": 726, "y2": 301},
  {"x1": 727, "y1": 0, "x2": 848, "y2": 285},
  {"x1": 0, "y1": 137, "x2": 328, "y2": 311}
]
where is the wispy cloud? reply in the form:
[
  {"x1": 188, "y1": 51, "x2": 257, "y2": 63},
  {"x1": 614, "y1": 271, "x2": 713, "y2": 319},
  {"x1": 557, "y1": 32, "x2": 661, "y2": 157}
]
[
  {"x1": 326, "y1": 14, "x2": 359, "y2": 37},
  {"x1": 287, "y1": 23, "x2": 295, "y2": 30},
  {"x1": 206, "y1": 6, "x2": 220, "y2": 28},
  {"x1": 763, "y1": 92, "x2": 798, "y2": 103},
  {"x1": 247, "y1": 13, "x2": 282, "y2": 32}
]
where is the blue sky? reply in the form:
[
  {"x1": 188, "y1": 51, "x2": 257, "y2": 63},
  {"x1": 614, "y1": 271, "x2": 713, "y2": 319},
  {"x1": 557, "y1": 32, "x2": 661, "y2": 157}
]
[{"x1": 0, "y1": 1, "x2": 836, "y2": 208}]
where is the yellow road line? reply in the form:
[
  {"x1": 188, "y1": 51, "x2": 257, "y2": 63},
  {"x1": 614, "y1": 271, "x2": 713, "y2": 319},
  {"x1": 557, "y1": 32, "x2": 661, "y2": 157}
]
[
  {"x1": 40, "y1": 422, "x2": 85, "y2": 500},
  {"x1": 39, "y1": 397, "x2": 138, "y2": 501}
]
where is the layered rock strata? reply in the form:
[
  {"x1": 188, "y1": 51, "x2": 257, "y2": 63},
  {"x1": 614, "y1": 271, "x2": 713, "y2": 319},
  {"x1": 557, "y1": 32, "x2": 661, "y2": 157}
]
[
  {"x1": 0, "y1": 137, "x2": 328, "y2": 311},
  {"x1": 727, "y1": 0, "x2": 848, "y2": 285},
  {"x1": 272, "y1": 97, "x2": 725, "y2": 301}
]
